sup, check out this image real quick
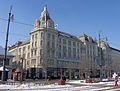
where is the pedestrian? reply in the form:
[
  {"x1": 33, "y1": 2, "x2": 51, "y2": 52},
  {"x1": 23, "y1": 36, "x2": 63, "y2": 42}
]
[
  {"x1": 75, "y1": 75, "x2": 78, "y2": 79},
  {"x1": 83, "y1": 73, "x2": 85, "y2": 79},
  {"x1": 62, "y1": 76, "x2": 66, "y2": 81},
  {"x1": 114, "y1": 76, "x2": 118, "y2": 87},
  {"x1": 48, "y1": 76, "x2": 51, "y2": 81}
]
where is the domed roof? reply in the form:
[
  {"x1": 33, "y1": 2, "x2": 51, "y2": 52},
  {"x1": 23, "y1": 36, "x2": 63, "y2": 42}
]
[{"x1": 39, "y1": 6, "x2": 54, "y2": 29}]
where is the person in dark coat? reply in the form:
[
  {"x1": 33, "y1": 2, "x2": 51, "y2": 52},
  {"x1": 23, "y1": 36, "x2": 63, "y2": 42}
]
[{"x1": 62, "y1": 76, "x2": 66, "y2": 81}]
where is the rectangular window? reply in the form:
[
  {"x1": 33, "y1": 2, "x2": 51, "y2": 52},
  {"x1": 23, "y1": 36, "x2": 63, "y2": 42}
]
[
  {"x1": 31, "y1": 59, "x2": 36, "y2": 64},
  {"x1": 32, "y1": 42, "x2": 34, "y2": 48},
  {"x1": 73, "y1": 42, "x2": 76, "y2": 47},
  {"x1": 23, "y1": 54, "x2": 26, "y2": 59},
  {"x1": 52, "y1": 34, "x2": 55, "y2": 40},
  {"x1": 52, "y1": 42, "x2": 55, "y2": 48},
  {"x1": 28, "y1": 45, "x2": 30, "y2": 50},
  {"x1": 77, "y1": 43, "x2": 79, "y2": 48},
  {"x1": 31, "y1": 50, "x2": 34, "y2": 57},
  {"x1": 27, "y1": 60, "x2": 29, "y2": 65},
  {"x1": 47, "y1": 33, "x2": 50, "y2": 39},
  {"x1": 59, "y1": 38, "x2": 61, "y2": 43},
  {"x1": 35, "y1": 34, "x2": 37, "y2": 40},
  {"x1": 77, "y1": 49, "x2": 80, "y2": 59},
  {"x1": 68, "y1": 40, "x2": 71, "y2": 46},
  {"x1": 63, "y1": 46, "x2": 67, "y2": 57},
  {"x1": 19, "y1": 48, "x2": 21, "y2": 55},
  {"x1": 35, "y1": 41, "x2": 37, "y2": 47},
  {"x1": 34, "y1": 49, "x2": 37, "y2": 56},
  {"x1": 40, "y1": 40, "x2": 43, "y2": 46},
  {"x1": 68, "y1": 47, "x2": 71, "y2": 57},
  {"x1": 40, "y1": 49, "x2": 43, "y2": 55},
  {"x1": 40, "y1": 58, "x2": 43, "y2": 64},
  {"x1": 59, "y1": 45, "x2": 61, "y2": 51},
  {"x1": 52, "y1": 50, "x2": 54, "y2": 57},
  {"x1": 73, "y1": 48, "x2": 76, "y2": 58},
  {"x1": 58, "y1": 52, "x2": 61, "y2": 58},
  {"x1": 27, "y1": 53, "x2": 30, "y2": 58},
  {"x1": 63, "y1": 39, "x2": 66, "y2": 44},
  {"x1": 32, "y1": 35, "x2": 34, "y2": 41},
  {"x1": 19, "y1": 48, "x2": 21, "y2": 53},
  {"x1": 41, "y1": 32, "x2": 43, "y2": 38},
  {"x1": 47, "y1": 41, "x2": 50, "y2": 47},
  {"x1": 23, "y1": 47, "x2": 26, "y2": 53}
]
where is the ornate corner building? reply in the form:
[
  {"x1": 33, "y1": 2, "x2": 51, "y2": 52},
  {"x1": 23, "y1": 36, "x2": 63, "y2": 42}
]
[{"x1": 8, "y1": 6, "x2": 120, "y2": 79}]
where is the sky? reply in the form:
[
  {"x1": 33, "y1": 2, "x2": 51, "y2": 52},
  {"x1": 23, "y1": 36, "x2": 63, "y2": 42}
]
[{"x1": 0, "y1": 0, "x2": 120, "y2": 49}]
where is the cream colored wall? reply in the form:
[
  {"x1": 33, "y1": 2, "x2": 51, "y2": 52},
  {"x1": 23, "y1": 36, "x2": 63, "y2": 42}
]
[{"x1": 110, "y1": 49, "x2": 120, "y2": 73}]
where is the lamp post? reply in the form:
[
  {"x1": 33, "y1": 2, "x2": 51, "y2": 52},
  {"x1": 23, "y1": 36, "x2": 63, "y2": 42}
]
[
  {"x1": 20, "y1": 57, "x2": 24, "y2": 81},
  {"x1": 2, "y1": 6, "x2": 13, "y2": 82},
  {"x1": 20, "y1": 57, "x2": 26, "y2": 81},
  {"x1": 98, "y1": 32, "x2": 103, "y2": 82}
]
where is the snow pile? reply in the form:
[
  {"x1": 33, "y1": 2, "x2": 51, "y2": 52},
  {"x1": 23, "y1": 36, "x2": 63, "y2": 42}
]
[
  {"x1": 0, "y1": 83, "x2": 72, "y2": 90},
  {"x1": 0, "y1": 80, "x2": 120, "y2": 90},
  {"x1": 0, "y1": 84, "x2": 17, "y2": 89},
  {"x1": 66, "y1": 79, "x2": 120, "y2": 86}
]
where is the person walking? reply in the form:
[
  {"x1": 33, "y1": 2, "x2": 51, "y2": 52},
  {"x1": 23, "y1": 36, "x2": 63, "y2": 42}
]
[{"x1": 114, "y1": 76, "x2": 118, "y2": 88}]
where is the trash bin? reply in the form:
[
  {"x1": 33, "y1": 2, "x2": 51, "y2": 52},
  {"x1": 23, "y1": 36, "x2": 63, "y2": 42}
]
[{"x1": 58, "y1": 79, "x2": 65, "y2": 85}]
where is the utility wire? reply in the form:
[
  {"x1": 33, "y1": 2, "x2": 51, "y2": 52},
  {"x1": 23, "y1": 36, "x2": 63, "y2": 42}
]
[
  {"x1": 0, "y1": 31, "x2": 29, "y2": 38},
  {"x1": 0, "y1": 17, "x2": 34, "y2": 26},
  {"x1": 0, "y1": 17, "x2": 33, "y2": 38}
]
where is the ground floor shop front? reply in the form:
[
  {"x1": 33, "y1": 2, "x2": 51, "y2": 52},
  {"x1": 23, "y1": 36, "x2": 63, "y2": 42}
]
[
  {"x1": 25, "y1": 67, "x2": 80, "y2": 80},
  {"x1": 25, "y1": 67, "x2": 110, "y2": 80},
  {"x1": 11, "y1": 66, "x2": 113, "y2": 81}
]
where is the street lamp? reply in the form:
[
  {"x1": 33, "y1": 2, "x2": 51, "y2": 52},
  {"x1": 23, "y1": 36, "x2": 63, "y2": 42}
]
[
  {"x1": 20, "y1": 57, "x2": 27, "y2": 80},
  {"x1": 2, "y1": 6, "x2": 14, "y2": 82}
]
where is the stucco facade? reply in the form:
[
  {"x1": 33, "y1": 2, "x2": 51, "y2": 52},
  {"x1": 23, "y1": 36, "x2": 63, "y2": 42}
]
[{"x1": 8, "y1": 6, "x2": 120, "y2": 80}]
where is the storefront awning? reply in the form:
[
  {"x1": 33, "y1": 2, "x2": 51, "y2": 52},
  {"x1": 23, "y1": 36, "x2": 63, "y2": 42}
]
[{"x1": 0, "y1": 66, "x2": 9, "y2": 71}]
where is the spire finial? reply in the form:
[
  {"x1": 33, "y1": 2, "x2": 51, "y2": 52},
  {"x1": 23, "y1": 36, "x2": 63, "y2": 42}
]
[{"x1": 43, "y1": 5, "x2": 47, "y2": 11}]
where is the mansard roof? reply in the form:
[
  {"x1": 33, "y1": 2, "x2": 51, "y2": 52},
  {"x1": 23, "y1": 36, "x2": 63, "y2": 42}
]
[
  {"x1": 79, "y1": 33, "x2": 97, "y2": 43},
  {"x1": 8, "y1": 40, "x2": 30, "y2": 50},
  {"x1": 57, "y1": 30, "x2": 82, "y2": 42},
  {"x1": 110, "y1": 47, "x2": 120, "y2": 52}
]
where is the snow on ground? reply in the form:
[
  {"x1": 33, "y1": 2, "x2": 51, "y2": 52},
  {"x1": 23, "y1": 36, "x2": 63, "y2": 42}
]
[
  {"x1": 0, "y1": 80, "x2": 120, "y2": 91},
  {"x1": 67, "y1": 79, "x2": 115, "y2": 85},
  {"x1": 0, "y1": 82, "x2": 72, "y2": 90}
]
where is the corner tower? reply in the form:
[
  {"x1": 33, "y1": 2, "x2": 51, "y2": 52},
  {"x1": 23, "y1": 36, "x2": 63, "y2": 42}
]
[
  {"x1": 34, "y1": 6, "x2": 55, "y2": 29},
  {"x1": 29, "y1": 6, "x2": 57, "y2": 79}
]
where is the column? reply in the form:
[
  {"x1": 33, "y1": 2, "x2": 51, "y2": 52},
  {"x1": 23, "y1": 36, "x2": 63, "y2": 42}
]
[
  {"x1": 36, "y1": 68, "x2": 39, "y2": 78},
  {"x1": 69, "y1": 69, "x2": 72, "y2": 79}
]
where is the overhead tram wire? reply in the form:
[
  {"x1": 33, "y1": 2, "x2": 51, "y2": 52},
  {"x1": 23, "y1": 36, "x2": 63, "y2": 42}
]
[
  {"x1": 0, "y1": 17, "x2": 33, "y2": 38},
  {"x1": 0, "y1": 17, "x2": 34, "y2": 27},
  {"x1": 0, "y1": 31, "x2": 29, "y2": 38}
]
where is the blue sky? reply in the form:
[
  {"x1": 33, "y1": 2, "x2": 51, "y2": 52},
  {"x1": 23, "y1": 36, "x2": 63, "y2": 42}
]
[{"x1": 0, "y1": 0, "x2": 120, "y2": 49}]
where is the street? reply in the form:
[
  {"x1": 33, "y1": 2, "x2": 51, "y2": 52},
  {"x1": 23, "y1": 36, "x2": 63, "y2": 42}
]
[{"x1": 0, "y1": 79, "x2": 120, "y2": 91}]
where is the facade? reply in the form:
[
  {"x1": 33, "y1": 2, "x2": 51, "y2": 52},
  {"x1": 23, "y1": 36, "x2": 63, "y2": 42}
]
[
  {"x1": 78, "y1": 34, "x2": 99, "y2": 78},
  {"x1": 100, "y1": 41, "x2": 112, "y2": 77},
  {"x1": 8, "y1": 6, "x2": 120, "y2": 80},
  {"x1": 110, "y1": 47, "x2": 120, "y2": 75}
]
